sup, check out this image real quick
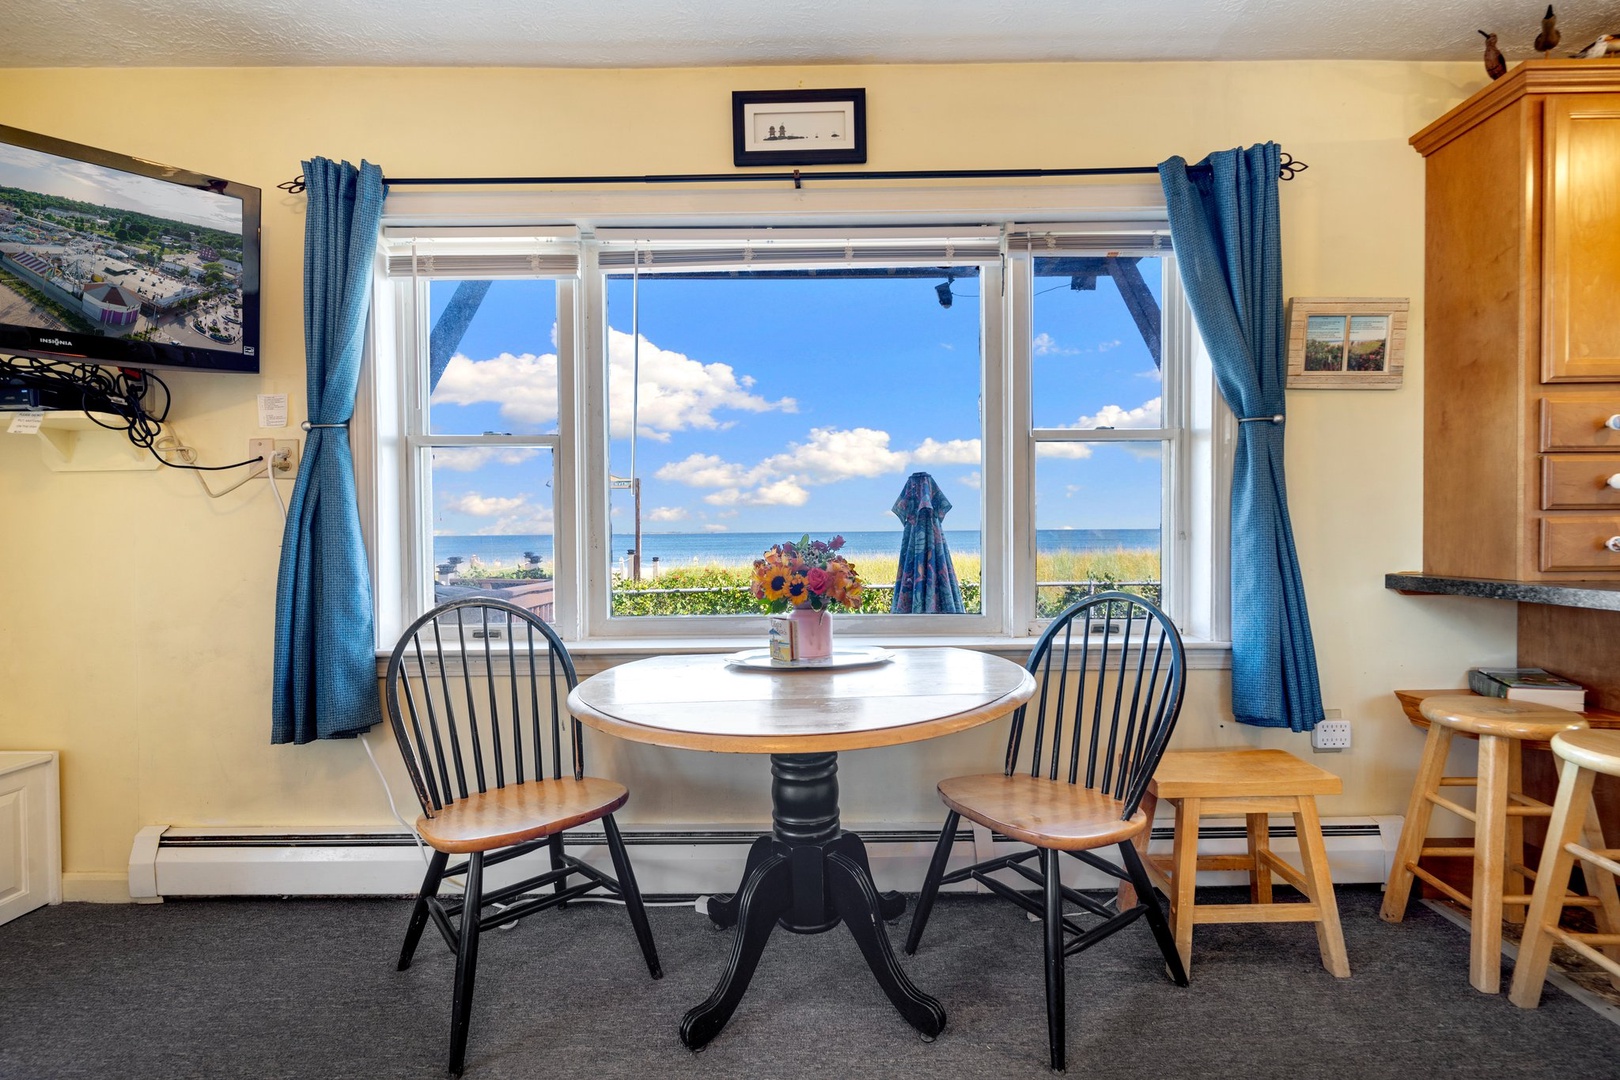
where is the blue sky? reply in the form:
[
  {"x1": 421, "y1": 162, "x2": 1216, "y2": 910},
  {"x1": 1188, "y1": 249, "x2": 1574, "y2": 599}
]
[{"x1": 425, "y1": 262, "x2": 1164, "y2": 539}]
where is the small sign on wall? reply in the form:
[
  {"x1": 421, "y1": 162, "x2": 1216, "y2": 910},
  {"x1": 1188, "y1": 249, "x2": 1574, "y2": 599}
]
[{"x1": 1286, "y1": 297, "x2": 1408, "y2": 389}]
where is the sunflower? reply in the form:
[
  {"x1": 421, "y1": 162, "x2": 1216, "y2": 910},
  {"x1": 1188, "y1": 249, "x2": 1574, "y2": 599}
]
[{"x1": 764, "y1": 572, "x2": 789, "y2": 601}]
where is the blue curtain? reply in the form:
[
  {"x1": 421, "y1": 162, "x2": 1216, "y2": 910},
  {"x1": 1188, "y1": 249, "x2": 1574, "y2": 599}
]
[
  {"x1": 1159, "y1": 144, "x2": 1324, "y2": 732},
  {"x1": 272, "y1": 158, "x2": 387, "y2": 744}
]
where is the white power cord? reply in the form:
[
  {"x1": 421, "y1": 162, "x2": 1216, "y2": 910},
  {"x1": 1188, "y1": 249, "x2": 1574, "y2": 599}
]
[{"x1": 153, "y1": 432, "x2": 287, "y2": 522}]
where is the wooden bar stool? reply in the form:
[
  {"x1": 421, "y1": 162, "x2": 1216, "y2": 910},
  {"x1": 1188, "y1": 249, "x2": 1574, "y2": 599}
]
[
  {"x1": 1508, "y1": 729, "x2": 1620, "y2": 1007},
  {"x1": 1380, "y1": 694, "x2": 1588, "y2": 993},
  {"x1": 1139, "y1": 748, "x2": 1350, "y2": 978}
]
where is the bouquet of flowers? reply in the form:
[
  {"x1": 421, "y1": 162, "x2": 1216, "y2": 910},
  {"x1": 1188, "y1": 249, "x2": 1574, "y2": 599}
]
[{"x1": 751, "y1": 534, "x2": 864, "y2": 613}]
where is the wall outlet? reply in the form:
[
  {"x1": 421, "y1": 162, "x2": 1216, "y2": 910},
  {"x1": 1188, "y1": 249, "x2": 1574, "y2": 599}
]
[
  {"x1": 248, "y1": 438, "x2": 300, "y2": 479},
  {"x1": 270, "y1": 439, "x2": 300, "y2": 477},
  {"x1": 1312, "y1": 718, "x2": 1352, "y2": 752},
  {"x1": 247, "y1": 438, "x2": 274, "y2": 479}
]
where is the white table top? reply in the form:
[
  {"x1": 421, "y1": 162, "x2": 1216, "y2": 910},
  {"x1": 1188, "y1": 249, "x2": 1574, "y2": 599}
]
[{"x1": 567, "y1": 646, "x2": 1037, "y2": 754}]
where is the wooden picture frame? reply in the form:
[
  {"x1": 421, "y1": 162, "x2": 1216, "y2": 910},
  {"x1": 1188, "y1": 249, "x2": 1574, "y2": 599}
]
[
  {"x1": 1286, "y1": 297, "x2": 1408, "y2": 389},
  {"x1": 732, "y1": 88, "x2": 866, "y2": 167}
]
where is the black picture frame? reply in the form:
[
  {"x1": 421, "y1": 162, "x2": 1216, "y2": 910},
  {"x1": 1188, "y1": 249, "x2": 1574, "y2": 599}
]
[{"x1": 732, "y1": 88, "x2": 867, "y2": 167}]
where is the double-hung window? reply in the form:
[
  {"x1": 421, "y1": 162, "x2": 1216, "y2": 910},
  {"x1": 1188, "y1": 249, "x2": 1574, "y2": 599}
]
[{"x1": 368, "y1": 209, "x2": 1228, "y2": 651}]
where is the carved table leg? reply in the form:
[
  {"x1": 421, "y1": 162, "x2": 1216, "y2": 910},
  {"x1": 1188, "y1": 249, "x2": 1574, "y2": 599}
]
[
  {"x1": 680, "y1": 850, "x2": 792, "y2": 1050},
  {"x1": 705, "y1": 835, "x2": 774, "y2": 929},
  {"x1": 827, "y1": 836, "x2": 946, "y2": 1038}
]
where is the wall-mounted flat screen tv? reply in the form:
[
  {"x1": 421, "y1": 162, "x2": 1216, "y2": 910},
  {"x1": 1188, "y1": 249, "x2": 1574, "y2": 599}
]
[{"x1": 0, "y1": 124, "x2": 260, "y2": 374}]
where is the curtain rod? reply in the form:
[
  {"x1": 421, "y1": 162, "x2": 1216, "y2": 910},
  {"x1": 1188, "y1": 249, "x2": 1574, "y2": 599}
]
[{"x1": 277, "y1": 153, "x2": 1307, "y2": 194}]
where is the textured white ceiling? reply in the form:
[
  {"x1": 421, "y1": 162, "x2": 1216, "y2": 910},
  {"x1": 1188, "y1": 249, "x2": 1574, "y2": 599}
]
[{"x1": 4, "y1": 0, "x2": 1619, "y2": 67}]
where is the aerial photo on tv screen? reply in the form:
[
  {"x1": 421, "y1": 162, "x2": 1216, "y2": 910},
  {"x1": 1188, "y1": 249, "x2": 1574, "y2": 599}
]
[{"x1": 0, "y1": 140, "x2": 249, "y2": 355}]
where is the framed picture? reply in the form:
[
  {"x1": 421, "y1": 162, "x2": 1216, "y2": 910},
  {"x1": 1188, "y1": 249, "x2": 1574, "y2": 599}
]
[
  {"x1": 732, "y1": 88, "x2": 867, "y2": 167},
  {"x1": 1286, "y1": 297, "x2": 1409, "y2": 389}
]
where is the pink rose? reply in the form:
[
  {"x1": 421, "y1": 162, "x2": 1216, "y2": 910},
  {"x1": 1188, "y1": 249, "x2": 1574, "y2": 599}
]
[{"x1": 805, "y1": 567, "x2": 830, "y2": 594}]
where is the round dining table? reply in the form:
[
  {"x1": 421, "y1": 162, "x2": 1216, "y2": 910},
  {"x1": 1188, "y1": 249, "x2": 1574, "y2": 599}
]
[{"x1": 567, "y1": 645, "x2": 1037, "y2": 1050}]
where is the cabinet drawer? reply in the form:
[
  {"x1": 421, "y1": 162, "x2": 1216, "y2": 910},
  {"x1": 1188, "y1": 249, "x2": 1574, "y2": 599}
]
[
  {"x1": 1543, "y1": 455, "x2": 1620, "y2": 508},
  {"x1": 1540, "y1": 515, "x2": 1620, "y2": 571},
  {"x1": 1541, "y1": 398, "x2": 1620, "y2": 451}
]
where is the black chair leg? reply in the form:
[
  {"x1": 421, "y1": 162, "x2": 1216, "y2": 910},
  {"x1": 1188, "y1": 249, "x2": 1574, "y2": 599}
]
[
  {"x1": 548, "y1": 832, "x2": 568, "y2": 908},
  {"x1": 447, "y1": 852, "x2": 484, "y2": 1077},
  {"x1": 905, "y1": 809, "x2": 960, "y2": 955},
  {"x1": 1042, "y1": 847, "x2": 1066, "y2": 1072},
  {"x1": 399, "y1": 848, "x2": 449, "y2": 971},
  {"x1": 1119, "y1": 840, "x2": 1188, "y2": 987},
  {"x1": 603, "y1": 813, "x2": 663, "y2": 979}
]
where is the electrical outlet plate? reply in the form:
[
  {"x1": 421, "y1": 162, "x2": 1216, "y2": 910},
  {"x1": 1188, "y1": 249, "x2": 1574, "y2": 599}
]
[
  {"x1": 247, "y1": 438, "x2": 274, "y2": 479},
  {"x1": 271, "y1": 439, "x2": 300, "y2": 477},
  {"x1": 249, "y1": 438, "x2": 300, "y2": 479},
  {"x1": 1312, "y1": 718, "x2": 1352, "y2": 752}
]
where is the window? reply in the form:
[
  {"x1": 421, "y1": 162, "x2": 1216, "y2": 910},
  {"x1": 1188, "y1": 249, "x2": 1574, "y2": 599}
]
[{"x1": 368, "y1": 211, "x2": 1228, "y2": 650}]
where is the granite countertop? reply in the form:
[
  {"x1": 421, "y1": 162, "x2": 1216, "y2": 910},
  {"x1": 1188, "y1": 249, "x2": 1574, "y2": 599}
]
[{"x1": 1384, "y1": 572, "x2": 1620, "y2": 612}]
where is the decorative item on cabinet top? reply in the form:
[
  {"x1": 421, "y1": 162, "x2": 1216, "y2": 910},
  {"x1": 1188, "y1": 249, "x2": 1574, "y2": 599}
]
[{"x1": 1285, "y1": 297, "x2": 1408, "y2": 389}]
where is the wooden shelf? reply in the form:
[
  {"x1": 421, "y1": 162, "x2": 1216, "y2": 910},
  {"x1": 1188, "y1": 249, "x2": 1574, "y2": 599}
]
[{"x1": 27, "y1": 412, "x2": 158, "y2": 472}]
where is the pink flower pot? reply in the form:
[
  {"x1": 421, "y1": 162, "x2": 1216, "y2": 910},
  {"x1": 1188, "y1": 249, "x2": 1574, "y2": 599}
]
[{"x1": 789, "y1": 606, "x2": 834, "y2": 660}]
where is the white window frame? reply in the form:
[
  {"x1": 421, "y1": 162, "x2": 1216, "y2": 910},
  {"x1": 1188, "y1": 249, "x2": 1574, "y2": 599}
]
[{"x1": 360, "y1": 185, "x2": 1231, "y2": 656}]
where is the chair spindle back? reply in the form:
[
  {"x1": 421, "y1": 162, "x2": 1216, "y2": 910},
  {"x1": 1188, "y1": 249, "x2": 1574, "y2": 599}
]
[
  {"x1": 1003, "y1": 591, "x2": 1186, "y2": 817},
  {"x1": 385, "y1": 598, "x2": 583, "y2": 818}
]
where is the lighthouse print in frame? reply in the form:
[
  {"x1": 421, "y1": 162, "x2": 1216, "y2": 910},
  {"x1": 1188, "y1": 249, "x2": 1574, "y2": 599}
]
[{"x1": 732, "y1": 88, "x2": 867, "y2": 167}]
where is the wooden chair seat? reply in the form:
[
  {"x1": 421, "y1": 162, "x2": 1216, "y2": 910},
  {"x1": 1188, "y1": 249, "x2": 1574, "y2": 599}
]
[
  {"x1": 1551, "y1": 728, "x2": 1620, "y2": 779},
  {"x1": 938, "y1": 773, "x2": 1149, "y2": 850},
  {"x1": 1420, "y1": 694, "x2": 1588, "y2": 741},
  {"x1": 415, "y1": 777, "x2": 629, "y2": 854}
]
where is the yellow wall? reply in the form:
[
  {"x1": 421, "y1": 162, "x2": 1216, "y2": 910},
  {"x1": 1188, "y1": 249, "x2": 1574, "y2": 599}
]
[{"x1": 0, "y1": 62, "x2": 1518, "y2": 900}]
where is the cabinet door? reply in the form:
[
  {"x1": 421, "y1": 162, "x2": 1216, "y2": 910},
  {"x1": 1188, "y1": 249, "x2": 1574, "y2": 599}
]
[{"x1": 1544, "y1": 94, "x2": 1620, "y2": 381}]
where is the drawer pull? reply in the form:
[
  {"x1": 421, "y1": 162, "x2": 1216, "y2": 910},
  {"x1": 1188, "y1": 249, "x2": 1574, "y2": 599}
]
[
  {"x1": 1608, "y1": 537, "x2": 1620, "y2": 553},
  {"x1": 1609, "y1": 474, "x2": 1620, "y2": 490},
  {"x1": 1607, "y1": 415, "x2": 1620, "y2": 431}
]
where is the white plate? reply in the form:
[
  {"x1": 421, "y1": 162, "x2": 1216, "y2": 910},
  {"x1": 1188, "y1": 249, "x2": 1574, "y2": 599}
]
[{"x1": 724, "y1": 647, "x2": 894, "y2": 671}]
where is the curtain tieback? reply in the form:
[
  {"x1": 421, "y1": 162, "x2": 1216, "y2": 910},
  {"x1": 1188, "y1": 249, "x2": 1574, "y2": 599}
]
[
  {"x1": 1237, "y1": 414, "x2": 1284, "y2": 424},
  {"x1": 301, "y1": 421, "x2": 349, "y2": 430}
]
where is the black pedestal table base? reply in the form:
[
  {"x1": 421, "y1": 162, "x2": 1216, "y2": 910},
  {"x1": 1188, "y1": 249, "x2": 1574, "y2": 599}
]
[{"x1": 679, "y1": 751, "x2": 945, "y2": 1050}]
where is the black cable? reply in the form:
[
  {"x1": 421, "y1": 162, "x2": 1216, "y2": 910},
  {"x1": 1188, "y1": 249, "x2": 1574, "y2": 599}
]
[{"x1": 1, "y1": 355, "x2": 264, "y2": 471}]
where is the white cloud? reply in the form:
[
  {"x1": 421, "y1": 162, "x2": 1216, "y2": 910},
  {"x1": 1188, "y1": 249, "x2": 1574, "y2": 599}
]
[
  {"x1": 607, "y1": 328, "x2": 795, "y2": 440},
  {"x1": 912, "y1": 437, "x2": 981, "y2": 465},
  {"x1": 716, "y1": 509, "x2": 739, "y2": 519},
  {"x1": 431, "y1": 446, "x2": 545, "y2": 473},
  {"x1": 664, "y1": 427, "x2": 909, "y2": 507},
  {"x1": 656, "y1": 453, "x2": 760, "y2": 489},
  {"x1": 433, "y1": 351, "x2": 560, "y2": 428},
  {"x1": 958, "y1": 470, "x2": 982, "y2": 490},
  {"x1": 1033, "y1": 332, "x2": 1078, "y2": 356},
  {"x1": 1036, "y1": 442, "x2": 1095, "y2": 460},
  {"x1": 646, "y1": 506, "x2": 689, "y2": 523},
  {"x1": 760, "y1": 426, "x2": 908, "y2": 483},
  {"x1": 701, "y1": 524, "x2": 730, "y2": 533},
  {"x1": 430, "y1": 326, "x2": 795, "y2": 441},
  {"x1": 1075, "y1": 397, "x2": 1161, "y2": 429},
  {"x1": 446, "y1": 493, "x2": 529, "y2": 516},
  {"x1": 1096, "y1": 338, "x2": 1123, "y2": 352}
]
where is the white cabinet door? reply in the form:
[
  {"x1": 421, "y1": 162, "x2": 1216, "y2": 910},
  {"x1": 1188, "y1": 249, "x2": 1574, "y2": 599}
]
[{"x1": 0, "y1": 752, "x2": 62, "y2": 926}]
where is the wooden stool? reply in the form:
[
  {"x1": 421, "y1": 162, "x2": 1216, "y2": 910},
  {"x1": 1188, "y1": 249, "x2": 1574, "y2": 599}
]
[
  {"x1": 1140, "y1": 748, "x2": 1349, "y2": 978},
  {"x1": 1380, "y1": 694, "x2": 1588, "y2": 993},
  {"x1": 1508, "y1": 729, "x2": 1620, "y2": 1007}
]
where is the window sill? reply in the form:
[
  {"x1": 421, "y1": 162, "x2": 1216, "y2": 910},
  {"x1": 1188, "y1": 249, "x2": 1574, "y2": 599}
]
[{"x1": 374, "y1": 634, "x2": 1231, "y2": 677}]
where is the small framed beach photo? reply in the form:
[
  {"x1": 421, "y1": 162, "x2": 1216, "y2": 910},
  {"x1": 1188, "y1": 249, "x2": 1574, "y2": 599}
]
[
  {"x1": 1285, "y1": 297, "x2": 1408, "y2": 389},
  {"x1": 732, "y1": 88, "x2": 867, "y2": 167}
]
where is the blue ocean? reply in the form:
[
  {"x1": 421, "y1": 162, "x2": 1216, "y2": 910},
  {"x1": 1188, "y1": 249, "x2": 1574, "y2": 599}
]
[{"x1": 433, "y1": 529, "x2": 1158, "y2": 568}]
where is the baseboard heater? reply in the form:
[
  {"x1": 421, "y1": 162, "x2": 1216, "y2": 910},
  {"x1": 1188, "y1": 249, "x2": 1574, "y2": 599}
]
[{"x1": 129, "y1": 816, "x2": 1403, "y2": 900}]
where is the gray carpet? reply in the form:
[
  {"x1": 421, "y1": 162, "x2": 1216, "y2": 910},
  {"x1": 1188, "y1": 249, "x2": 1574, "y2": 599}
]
[{"x1": 1, "y1": 885, "x2": 1616, "y2": 1080}]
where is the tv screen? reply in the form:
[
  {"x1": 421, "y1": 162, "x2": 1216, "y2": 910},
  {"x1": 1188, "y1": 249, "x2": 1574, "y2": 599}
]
[{"x1": 0, "y1": 124, "x2": 260, "y2": 375}]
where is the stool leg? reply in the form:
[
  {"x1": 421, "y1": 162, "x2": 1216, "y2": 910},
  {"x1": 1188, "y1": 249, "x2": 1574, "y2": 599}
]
[
  {"x1": 1246, "y1": 813, "x2": 1274, "y2": 904},
  {"x1": 1504, "y1": 741, "x2": 1527, "y2": 924},
  {"x1": 1508, "y1": 759, "x2": 1596, "y2": 1008},
  {"x1": 1472, "y1": 733, "x2": 1511, "y2": 994},
  {"x1": 1382, "y1": 724, "x2": 1454, "y2": 922},
  {"x1": 1293, "y1": 796, "x2": 1350, "y2": 978},
  {"x1": 1579, "y1": 793, "x2": 1620, "y2": 985},
  {"x1": 1171, "y1": 796, "x2": 1200, "y2": 976}
]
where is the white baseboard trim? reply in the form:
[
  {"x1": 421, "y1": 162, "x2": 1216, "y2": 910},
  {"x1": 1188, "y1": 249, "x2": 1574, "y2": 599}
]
[{"x1": 128, "y1": 816, "x2": 1402, "y2": 900}]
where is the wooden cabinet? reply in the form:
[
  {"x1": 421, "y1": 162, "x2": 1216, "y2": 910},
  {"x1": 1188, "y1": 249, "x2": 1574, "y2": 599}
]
[{"x1": 1413, "y1": 61, "x2": 1620, "y2": 581}]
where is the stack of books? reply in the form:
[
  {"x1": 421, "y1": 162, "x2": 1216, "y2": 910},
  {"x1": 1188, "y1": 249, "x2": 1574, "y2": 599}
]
[{"x1": 1467, "y1": 667, "x2": 1587, "y2": 711}]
